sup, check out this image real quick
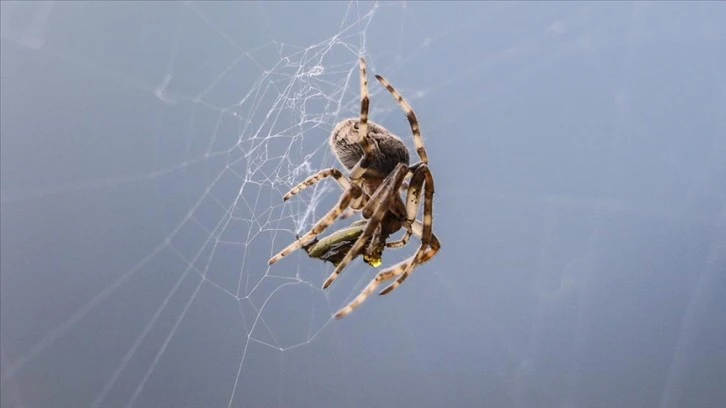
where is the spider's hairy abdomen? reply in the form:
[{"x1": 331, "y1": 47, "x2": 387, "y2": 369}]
[{"x1": 330, "y1": 118, "x2": 410, "y2": 178}]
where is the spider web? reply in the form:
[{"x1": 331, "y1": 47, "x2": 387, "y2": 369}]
[
  {"x1": 0, "y1": 1, "x2": 431, "y2": 407},
  {"x1": 3, "y1": 2, "x2": 726, "y2": 408}
]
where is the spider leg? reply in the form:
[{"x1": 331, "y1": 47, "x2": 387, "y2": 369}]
[
  {"x1": 406, "y1": 219, "x2": 441, "y2": 257},
  {"x1": 381, "y1": 164, "x2": 424, "y2": 249},
  {"x1": 379, "y1": 164, "x2": 438, "y2": 295},
  {"x1": 385, "y1": 230, "x2": 412, "y2": 248},
  {"x1": 375, "y1": 74, "x2": 429, "y2": 164},
  {"x1": 334, "y1": 269, "x2": 400, "y2": 319},
  {"x1": 360, "y1": 171, "x2": 407, "y2": 220},
  {"x1": 403, "y1": 163, "x2": 425, "y2": 225},
  {"x1": 283, "y1": 168, "x2": 351, "y2": 201},
  {"x1": 378, "y1": 227, "x2": 440, "y2": 296},
  {"x1": 322, "y1": 163, "x2": 408, "y2": 289},
  {"x1": 363, "y1": 223, "x2": 385, "y2": 267},
  {"x1": 268, "y1": 186, "x2": 360, "y2": 265},
  {"x1": 380, "y1": 181, "x2": 416, "y2": 249},
  {"x1": 348, "y1": 57, "x2": 376, "y2": 183}
]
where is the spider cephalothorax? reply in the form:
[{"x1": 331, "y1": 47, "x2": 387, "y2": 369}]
[{"x1": 268, "y1": 57, "x2": 440, "y2": 319}]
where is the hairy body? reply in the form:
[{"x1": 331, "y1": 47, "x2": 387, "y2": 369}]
[{"x1": 268, "y1": 57, "x2": 440, "y2": 319}]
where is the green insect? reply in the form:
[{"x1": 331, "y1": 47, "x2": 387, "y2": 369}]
[{"x1": 300, "y1": 220, "x2": 383, "y2": 268}]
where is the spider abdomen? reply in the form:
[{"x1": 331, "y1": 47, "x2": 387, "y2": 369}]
[{"x1": 330, "y1": 118, "x2": 410, "y2": 178}]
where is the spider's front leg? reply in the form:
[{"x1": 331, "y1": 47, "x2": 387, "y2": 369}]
[
  {"x1": 348, "y1": 57, "x2": 374, "y2": 183},
  {"x1": 283, "y1": 168, "x2": 352, "y2": 202}
]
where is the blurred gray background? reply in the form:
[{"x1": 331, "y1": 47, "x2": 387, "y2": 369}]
[{"x1": 2, "y1": 2, "x2": 725, "y2": 408}]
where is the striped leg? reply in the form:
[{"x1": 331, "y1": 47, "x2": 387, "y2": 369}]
[
  {"x1": 283, "y1": 168, "x2": 351, "y2": 201},
  {"x1": 334, "y1": 269, "x2": 399, "y2": 319},
  {"x1": 382, "y1": 164, "x2": 425, "y2": 250},
  {"x1": 385, "y1": 230, "x2": 412, "y2": 248},
  {"x1": 375, "y1": 74, "x2": 429, "y2": 164},
  {"x1": 348, "y1": 57, "x2": 376, "y2": 182},
  {"x1": 268, "y1": 186, "x2": 360, "y2": 265}
]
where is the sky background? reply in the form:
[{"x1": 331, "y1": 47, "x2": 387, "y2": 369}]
[{"x1": 2, "y1": 2, "x2": 725, "y2": 408}]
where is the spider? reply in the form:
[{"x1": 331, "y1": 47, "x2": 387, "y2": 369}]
[{"x1": 268, "y1": 57, "x2": 440, "y2": 319}]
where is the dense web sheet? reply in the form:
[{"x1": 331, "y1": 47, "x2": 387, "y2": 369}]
[{"x1": 2, "y1": 2, "x2": 726, "y2": 408}]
